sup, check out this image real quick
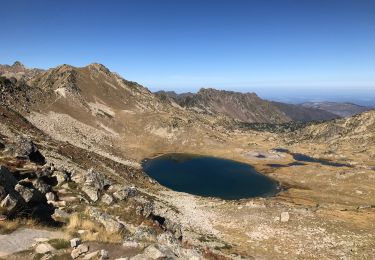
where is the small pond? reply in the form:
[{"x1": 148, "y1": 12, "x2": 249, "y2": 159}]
[{"x1": 142, "y1": 153, "x2": 279, "y2": 200}]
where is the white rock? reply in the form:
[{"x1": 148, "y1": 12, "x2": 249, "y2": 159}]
[
  {"x1": 143, "y1": 244, "x2": 176, "y2": 259},
  {"x1": 280, "y1": 212, "x2": 290, "y2": 222},
  {"x1": 70, "y1": 237, "x2": 81, "y2": 248},
  {"x1": 45, "y1": 192, "x2": 57, "y2": 202},
  {"x1": 100, "y1": 249, "x2": 109, "y2": 259},
  {"x1": 123, "y1": 240, "x2": 141, "y2": 249},
  {"x1": 35, "y1": 243, "x2": 56, "y2": 254},
  {"x1": 71, "y1": 244, "x2": 89, "y2": 259},
  {"x1": 83, "y1": 250, "x2": 99, "y2": 260}
]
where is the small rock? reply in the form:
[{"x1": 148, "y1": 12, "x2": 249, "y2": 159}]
[
  {"x1": 101, "y1": 193, "x2": 114, "y2": 205},
  {"x1": 33, "y1": 179, "x2": 51, "y2": 194},
  {"x1": 46, "y1": 192, "x2": 57, "y2": 202},
  {"x1": 157, "y1": 231, "x2": 181, "y2": 256},
  {"x1": 53, "y1": 170, "x2": 69, "y2": 185},
  {"x1": 133, "y1": 226, "x2": 157, "y2": 243},
  {"x1": 134, "y1": 197, "x2": 154, "y2": 218},
  {"x1": 0, "y1": 194, "x2": 19, "y2": 212},
  {"x1": 35, "y1": 243, "x2": 56, "y2": 254},
  {"x1": 123, "y1": 240, "x2": 141, "y2": 249},
  {"x1": 82, "y1": 185, "x2": 99, "y2": 202},
  {"x1": 280, "y1": 212, "x2": 290, "y2": 222},
  {"x1": 71, "y1": 244, "x2": 89, "y2": 259},
  {"x1": 14, "y1": 184, "x2": 36, "y2": 203},
  {"x1": 70, "y1": 238, "x2": 81, "y2": 248},
  {"x1": 100, "y1": 249, "x2": 109, "y2": 259},
  {"x1": 52, "y1": 208, "x2": 70, "y2": 220},
  {"x1": 113, "y1": 186, "x2": 138, "y2": 201},
  {"x1": 83, "y1": 250, "x2": 99, "y2": 260},
  {"x1": 78, "y1": 229, "x2": 86, "y2": 234},
  {"x1": 143, "y1": 244, "x2": 176, "y2": 259}
]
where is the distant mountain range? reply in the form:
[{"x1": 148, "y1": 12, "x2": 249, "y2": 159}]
[
  {"x1": 300, "y1": 101, "x2": 370, "y2": 117},
  {"x1": 155, "y1": 89, "x2": 370, "y2": 123},
  {"x1": 0, "y1": 61, "x2": 371, "y2": 125}
]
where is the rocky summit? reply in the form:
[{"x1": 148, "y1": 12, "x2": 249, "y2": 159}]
[{"x1": 0, "y1": 62, "x2": 374, "y2": 260}]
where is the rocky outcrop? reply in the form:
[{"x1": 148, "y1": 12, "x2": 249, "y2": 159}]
[
  {"x1": 86, "y1": 207, "x2": 125, "y2": 233},
  {"x1": 7, "y1": 137, "x2": 46, "y2": 165},
  {"x1": 165, "y1": 88, "x2": 290, "y2": 123},
  {"x1": 289, "y1": 110, "x2": 375, "y2": 145},
  {"x1": 81, "y1": 168, "x2": 111, "y2": 202},
  {"x1": 0, "y1": 143, "x2": 61, "y2": 220}
]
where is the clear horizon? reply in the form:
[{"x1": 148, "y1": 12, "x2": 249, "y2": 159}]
[{"x1": 1, "y1": 0, "x2": 374, "y2": 105}]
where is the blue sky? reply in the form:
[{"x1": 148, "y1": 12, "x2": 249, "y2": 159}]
[{"x1": 1, "y1": 0, "x2": 375, "y2": 103}]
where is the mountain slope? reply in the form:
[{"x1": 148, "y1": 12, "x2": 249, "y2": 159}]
[
  {"x1": 289, "y1": 109, "x2": 375, "y2": 145},
  {"x1": 271, "y1": 101, "x2": 339, "y2": 122},
  {"x1": 301, "y1": 101, "x2": 370, "y2": 117},
  {"x1": 157, "y1": 89, "x2": 342, "y2": 123},
  {"x1": 158, "y1": 88, "x2": 291, "y2": 123},
  {"x1": 0, "y1": 61, "x2": 44, "y2": 81}
]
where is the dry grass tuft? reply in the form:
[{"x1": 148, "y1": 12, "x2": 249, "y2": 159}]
[
  {"x1": 0, "y1": 218, "x2": 39, "y2": 234},
  {"x1": 66, "y1": 213, "x2": 123, "y2": 243}
]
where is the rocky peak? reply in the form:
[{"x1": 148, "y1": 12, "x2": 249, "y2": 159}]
[
  {"x1": 86, "y1": 63, "x2": 111, "y2": 75},
  {"x1": 12, "y1": 61, "x2": 25, "y2": 69}
]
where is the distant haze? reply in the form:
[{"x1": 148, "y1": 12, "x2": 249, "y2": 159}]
[{"x1": 152, "y1": 86, "x2": 375, "y2": 107}]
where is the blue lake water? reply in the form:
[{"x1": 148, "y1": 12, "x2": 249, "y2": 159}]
[{"x1": 142, "y1": 153, "x2": 279, "y2": 200}]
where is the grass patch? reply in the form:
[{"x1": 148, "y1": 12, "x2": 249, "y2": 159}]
[
  {"x1": 48, "y1": 239, "x2": 70, "y2": 250},
  {"x1": 0, "y1": 218, "x2": 39, "y2": 234},
  {"x1": 66, "y1": 213, "x2": 123, "y2": 243}
]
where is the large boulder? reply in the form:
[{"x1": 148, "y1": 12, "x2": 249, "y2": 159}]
[
  {"x1": 0, "y1": 166, "x2": 25, "y2": 215},
  {"x1": 134, "y1": 197, "x2": 154, "y2": 218},
  {"x1": 33, "y1": 179, "x2": 51, "y2": 194},
  {"x1": 82, "y1": 186, "x2": 99, "y2": 202},
  {"x1": 35, "y1": 243, "x2": 56, "y2": 254},
  {"x1": 84, "y1": 169, "x2": 111, "y2": 190},
  {"x1": 133, "y1": 226, "x2": 157, "y2": 243},
  {"x1": 52, "y1": 170, "x2": 70, "y2": 185},
  {"x1": 113, "y1": 186, "x2": 138, "y2": 201},
  {"x1": 86, "y1": 207, "x2": 124, "y2": 233},
  {"x1": 71, "y1": 244, "x2": 89, "y2": 259},
  {"x1": 157, "y1": 232, "x2": 182, "y2": 256},
  {"x1": 14, "y1": 184, "x2": 37, "y2": 203},
  {"x1": 82, "y1": 169, "x2": 111, "y2": 202},
  {"x1": 9, "y1": 137, "x2": 46, "y2": 165},
  {"x1": 0, "y1": 194, "x2": 19, "y2": 212},
  {"x1": 163, "y1": 218, "x2": 183, "y2": 240},
  {"x1": 142, "y1": 244, "x2": 176, "y2": 259},
  {"x1": 0, "y1": 166, "x2": 18, "y2": 191}
]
